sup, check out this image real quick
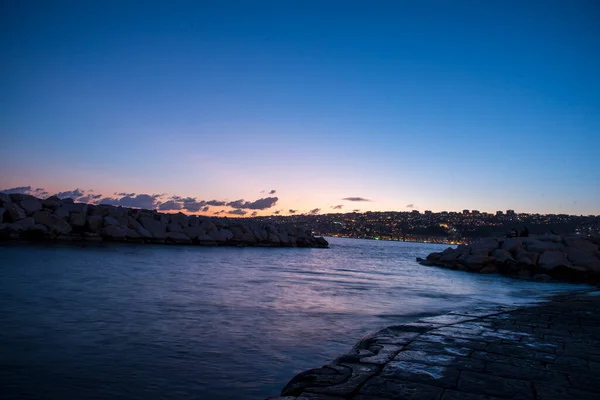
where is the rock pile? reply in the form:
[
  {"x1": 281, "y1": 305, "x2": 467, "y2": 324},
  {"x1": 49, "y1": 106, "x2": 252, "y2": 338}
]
[
  {"x1": 0, "y1": 193, "x2": 328, "y2": 248},
  {"x1": 417, "y1": 235, "x2": 600, "y2": 282}
]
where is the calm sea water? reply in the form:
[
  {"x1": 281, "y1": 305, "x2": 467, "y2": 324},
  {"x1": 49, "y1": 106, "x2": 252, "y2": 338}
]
[{"x1": 0, "y1": 238, "x2": 591, "y2": 399}]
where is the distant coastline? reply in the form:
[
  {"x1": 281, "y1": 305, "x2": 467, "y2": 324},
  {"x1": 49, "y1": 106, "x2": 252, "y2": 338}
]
[{"x1": 0, "y1": 193, "x2": 328, "y2": 248}]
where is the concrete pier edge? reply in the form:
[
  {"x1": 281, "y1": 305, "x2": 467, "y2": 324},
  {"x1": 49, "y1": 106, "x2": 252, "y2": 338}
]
[{"x1": 269, "y1": 288, "x2": 600, "y2": 400}]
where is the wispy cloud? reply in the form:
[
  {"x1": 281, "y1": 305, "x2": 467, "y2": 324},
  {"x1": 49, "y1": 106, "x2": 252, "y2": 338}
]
[
  {"x1": 228, "y1": 209, "x2": 247, "y2": 216},
  {"x1": 332, "y1": 205, "x2": 343, "y2": 210},
  {"x1": 309, "y1": 208, "x2": 321, "y2": 215},
  {"x1": 342, "y1": 197, "x2": 371, "y2": 202},
  {"x1": 406, "y1": 204, "x2": 415, "y2": 208},
  {"x1": 268, "y1": 189, "x2": 276, "y2": 194},
  {"x1": 226, "y1": 197, "x2": 278, "y2": 210},
  {"x1": 288, "y1": 209, "x2": 297, "y2": 214}
]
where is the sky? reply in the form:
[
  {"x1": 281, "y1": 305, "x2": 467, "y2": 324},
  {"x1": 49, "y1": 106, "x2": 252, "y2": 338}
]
[{"x1": 1, "y1": 0, "x2": 599, "y2": 216}]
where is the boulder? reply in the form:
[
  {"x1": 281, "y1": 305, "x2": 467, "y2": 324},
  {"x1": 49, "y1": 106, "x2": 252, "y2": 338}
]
[
  {"x1": 87, "y1": 215, "x2": 103, "y2": 232},
  {"x1": 59, "y1": 202, "x2": 88, "y2": 215},
  {"x1": 469, "y1": 239, "x2": 499, "y2": 255},
  {"x1": 13, "y1": 217, "x2": 35, "y2": 231},
  {"x1": 565, "y1": 238, "x2": 598, "y2": 253},
  {"x1": 125, "y1": 228, "x2": 142, "y2": 240},
  {"x1": 19, "y1": 198, "x2": 43, "y2": 215},
  {"x1": 69, "y1": 213, "x2": 87, "y2": 228},
  {"x1": 9, "y1": 193, "x2": 34, "y2": 203},
  {"x1": 566, "y1": 248, "x2": 600, "y2": 273},
  {"x1": 491, "y1": 249, "x2": 515, "y2": 264},
  {"x1": 538, "y1": 251, "x2": 573, "y2": 272},
  {"x1": 167, "y1": 222, "x2": 182, "y2": 233},
  {"x1": 166, "y1": 231, "x2": 192, "y2": 244},
  {"x1": 0, "y1": 192, "x2": 11, "y2": 205},
  {"x1": 53, "y1": 207, "x2": 70, "y2": 219},
  {"x1": 462, "y1": 254, "x2": 490, "y2": 271},
  {"x1": 33, "y1": 211, "x2": 72, "y2": 234},
  {"x1": 139, "y1": 217, "x2": 167, "y2": 239},
  {"x1": 103, "y1": 216, "x2": 119, "y2": 226},
  {"x1": 170, "y1": 213, "x2": 189, "y2": 228},
  {"x1": 267, "y1": 232, "x2": 280, "y2": 245},
  {"x1": 101, "y1": 225, "x2": 127, "y2": 240},
  {"x1": 4, "y1": 203, "x2": 26, "y2": 222},
  {"x1": 524, "y1": 239, "x2": 564, "y2": 253},
  {"x1": 200, "y1": 220, "x2": 216, "y2": 233},
  {"x1": 515, "y1": 250, "x2": 539, "y2": 267},
  {"x1": 26, "y1": 224, "x2": 49, "y2": 239},
  {"x1": 501, "y1": 237, "x2": 524, "y2": 254},
  {"x1": 182, "y1": 226, "x2": 207, "y2": 240},
  {"x1": 42, "y1": 196, "x2": 62, "y2": 209}
]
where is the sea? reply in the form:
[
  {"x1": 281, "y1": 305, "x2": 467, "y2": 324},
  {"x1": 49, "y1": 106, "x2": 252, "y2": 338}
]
[{"x1": 0, "y1": 237, "x2": 591, "y2": 399}]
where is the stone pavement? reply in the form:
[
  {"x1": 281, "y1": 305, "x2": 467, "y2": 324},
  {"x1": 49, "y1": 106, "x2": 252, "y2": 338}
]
[{"x1": 268, "y1": 290, "x2": 600, "y2": 400}]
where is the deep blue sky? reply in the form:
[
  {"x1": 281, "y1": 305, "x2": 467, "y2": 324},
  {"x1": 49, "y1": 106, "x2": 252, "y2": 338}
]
[{"x1": 1, "y1": 1, "x2": 599, "y2": 215}]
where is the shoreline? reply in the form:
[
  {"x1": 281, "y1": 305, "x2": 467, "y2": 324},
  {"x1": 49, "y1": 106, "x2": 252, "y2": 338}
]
[{"x1": 269, "y1": 288, "x2": 600, "y2": 399}]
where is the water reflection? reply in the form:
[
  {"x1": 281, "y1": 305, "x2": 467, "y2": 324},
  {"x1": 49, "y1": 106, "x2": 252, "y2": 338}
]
[{"x1": 0, "y1": 238, "x2": 590, "y2": 399}]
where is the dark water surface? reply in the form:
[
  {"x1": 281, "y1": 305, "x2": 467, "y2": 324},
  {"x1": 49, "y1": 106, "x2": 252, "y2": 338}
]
[{"x1": 0, "y1": 238, "x2": 591, "y2": 399}]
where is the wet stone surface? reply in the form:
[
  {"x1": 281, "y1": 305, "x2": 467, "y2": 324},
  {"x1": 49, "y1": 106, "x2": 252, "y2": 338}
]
[{"x1": 269, "y1": 290, "x2": 600, "y2": 400}]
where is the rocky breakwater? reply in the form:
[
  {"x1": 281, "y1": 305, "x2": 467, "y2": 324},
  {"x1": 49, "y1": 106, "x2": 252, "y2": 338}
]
[
  {"x1": 0, "y1": 193, "x2": 328, "y2": 248},
  {"x1": 417, "y1": 234, "x2": 600, "y2": 283}
]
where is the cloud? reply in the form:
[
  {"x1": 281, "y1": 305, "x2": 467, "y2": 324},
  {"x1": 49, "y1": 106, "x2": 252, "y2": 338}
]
[
  {"x1": 206, "y1": 200, "x2": 226, "y2": 206},
  {"x1": 353, "y1": 209, "x2": 361, "y2": 213},
  {"x1": 158, "y1": 200, "x2": 182, "y2": 211},
  {"x1": 117, "y1": 192, "x2": 136, "y2": 197},
  {"x1": 101, "y1": 194, "x2": 157, "y2": 209},
  {"x1": 332, "y1": 205, "x2": 343, "y2": 210},
  {"x1": 288, "y1": 209, "x2": 297, "y2": 214},
  {"x1": 269, "y1": 189, "x2": 276, "y2": 194},
  {"x1": 53, "y1": 189, "x2": 85, "y2": 199},
  {"x1": 250, "y1": 211, "x2": 258, "y2": 217},
  {"x1": 226, "y1": 197, "x2": 278, "y2": 210},
  {"x1": 213, "y1": 210, "x2": 224, "y2": 215},
  {"x1": 273, "y1": 210, "x2": 281, "y2": 215},
  {"x1": 181, "y1": 197, "x2": 206, "y2": 212},
  {"x1": 406, "y1": 204, "x2": 415, "y2": 208},
  {"x1": 1, "y1": 186, "x2": 49, "y2": 198},
  {"x1": 342, "y1": 197, "x2": 371, "y2": 202},
  {"x1": 200, "y1": 206, "x2": 210, "y2": 212},
  {"x1": 309, "y1": 208, "x2": 321, "y2": 215},
  {"x1": 228, "y1": 209, "x2": 247, "y2": 216}
]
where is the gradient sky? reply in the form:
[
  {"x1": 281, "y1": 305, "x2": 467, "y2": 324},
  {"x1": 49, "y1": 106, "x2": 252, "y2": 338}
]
[{"x1": 1, "y1": 0, "x2": 599, "y2": 216}]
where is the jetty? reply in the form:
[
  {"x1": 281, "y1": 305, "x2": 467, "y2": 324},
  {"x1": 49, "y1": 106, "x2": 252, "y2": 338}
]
[
  {"x1": 269, "y1": 289, "x2": 600, "y2": 399},
  {"x1": 0, "y1": 193, "x2": 328, "y2": 248}
]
